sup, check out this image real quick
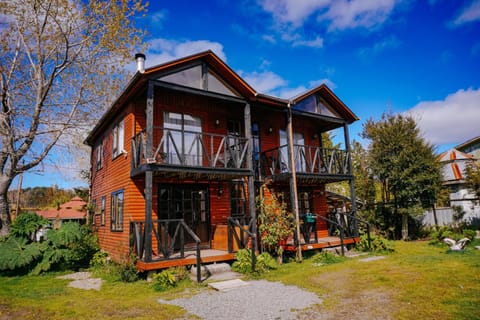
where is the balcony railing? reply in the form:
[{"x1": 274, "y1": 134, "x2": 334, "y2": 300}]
[
  {"x1": 131, "y1": 127, "x2": 249, "y2": 171},
  {"x1": 261, "y1": 145, "x2": 351, "y2": 176}
]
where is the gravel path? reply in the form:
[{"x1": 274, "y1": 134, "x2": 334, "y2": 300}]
[{"x1": 158, "y1": 280, "x2": 322, "y2": 320}]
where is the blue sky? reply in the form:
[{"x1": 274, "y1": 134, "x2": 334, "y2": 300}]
[{"x1": 21, "y1": 0, "x2": 480, "y2": 189}]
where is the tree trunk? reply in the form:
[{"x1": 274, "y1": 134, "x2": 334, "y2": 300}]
[
  {"x1": 0, "y1": 176, "x2": 13, "y2": 236},
  {"x1": 401, "y1": 214, "x2": 408, "y2": 241}
]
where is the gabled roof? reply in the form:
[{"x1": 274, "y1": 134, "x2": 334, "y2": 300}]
[
  {"x1": 438, "y1": 148, "x2": 476, "y2": 162},
  {"x1": 86, "y1": 51, "x2": 358, "y2": 144},
  {"x1": 438, "y1": 148, "x2": 476, "y2": 182},
  {"x1": 290, "y1": 84, "x2": 359, "y2": 124},
  {"x1": 36, "y1": 197, "x2": 87, "y2": 220}
]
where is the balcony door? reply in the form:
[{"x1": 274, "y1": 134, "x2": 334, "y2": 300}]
[
  {"x1": 164, "y1": 112, "x2": 202, "y2": 166},
  {"x1": 279, "y1": 130, "x2": 306, "y2": 172},
  {"x1": 158, "y1": 184, "x2": 210, "y2": 248}
]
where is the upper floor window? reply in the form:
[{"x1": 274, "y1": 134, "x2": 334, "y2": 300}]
[
  {"x1": 112, "y1": 120, "x2": 124, "y2": 158},
  {"x1": 158, "y1": 63, "x2": 240, "y2": 97},
  {"x1": 294, "y1": 95, "x2": 340, "y2": 118},
  {"x1": 100, "y1": 196, "x2": 106, "y2": 226},
  {"x1": 164, "y1": 112, "x2": 202, "y2": 166},
  {"x1": 110, "y1": 191, "x2": 123, "y2": 231},
  {"x1": 96, "y1": 139, "x2": 103, "y2": 170}
]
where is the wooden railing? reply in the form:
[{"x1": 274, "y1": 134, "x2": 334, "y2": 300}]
[
  {"x1": 131, "y1": 128, "x2": 249, "y2": 171},
  {"x1": 129, "y1": 219, "x2": 202, "y2": 282},
  {"x1": 261, "y1": 145, "x2": 351, "y2": 176},
  {"x1": 227, "y1": 216, "x2": 256, "y2": 271}
]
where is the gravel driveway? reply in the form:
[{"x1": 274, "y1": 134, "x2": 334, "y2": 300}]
[{"x1": 158, "y1": 280, "x2": 322, "y2": 320}]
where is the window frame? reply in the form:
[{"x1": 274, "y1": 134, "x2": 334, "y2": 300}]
[
  {"x1": 110, "y1": 190, "x2": 124, "y2": 232},
  {"x1": 100, "y1": 196, "x2": 106, "y2": 226},
  {"x1": 112, "y1": 119, "x2": 125, "y2": 159},
  {"x1": 96, "y1": 138, "x2": 103, "y2": 170}
]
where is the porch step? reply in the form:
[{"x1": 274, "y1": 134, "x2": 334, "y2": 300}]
[{"x1": 190, "y1": 262, "x2": 242, "y2": 282}]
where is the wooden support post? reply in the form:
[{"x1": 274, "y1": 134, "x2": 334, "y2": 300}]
[
  {"x1": 144, "y1": 81, "x2": 154, "y2": 262},
  {"x1": 343, "y1": 123, "x2": 358, "y2": 236},
  {"x1": 244, "y1": 102, "x2": 256, "y2": 271},
  {"x1": 286, "y1": 105, "x2": 302, "y2": 262}
]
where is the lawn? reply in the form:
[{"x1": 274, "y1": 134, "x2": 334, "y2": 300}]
[{"x1": 0, "y1": 240, "x2": 479, "y2": 319}]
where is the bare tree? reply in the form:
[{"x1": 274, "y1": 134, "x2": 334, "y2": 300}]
[{"x1": 0, "y1": 0, "x2": 147, "y2": 235}]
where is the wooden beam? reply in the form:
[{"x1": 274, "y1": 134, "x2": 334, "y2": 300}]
[
  {"x1": 144, "y1": 81, "x2": 154, "y2": 262},
  {"x1": 343, "y1": 123, "x2": 358, "y2": 236}
]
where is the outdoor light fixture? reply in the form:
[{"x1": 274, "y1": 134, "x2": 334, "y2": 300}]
[
  {"x1": 267, "y1": 127, "x2": 273, "y2": 134},
  {"x1": 313, "y1": 133, "x2": 319, "y2": 139},
  {"x1": 217, "y1": 185, "x2": 224, "y2": 198},
  {"x1": 215, "y1": 119, "x2": 220, "y2": 127}
]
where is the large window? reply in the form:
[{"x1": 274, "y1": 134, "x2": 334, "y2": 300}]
[
  {"x1": 279, "y1": 130, "x2": 306, "y2": 172},
  {"x1": 230, "y1": 180, "x2": 247, "y2": 218},
  {"x1": 112, "y1": 120, "x2": 124, "y2": 158},
  {"x1": 96, "y1": 139, "x2": 103, "y2": 170},
  {"x1": 100, "y1": 196, "x2": 106, "y2": 226},
  {"x1": 158, "y1": 64, "x2": 239, "y2": 97},
  {"x1": 164, "y1": 112, "x2": 202, "y2": 165},
  {"x1": 294, "y1": 95, "x2": 340, "y2": 118},
  {"x1": 110, "y1": 191, "x2": 124, "y2": 231}
]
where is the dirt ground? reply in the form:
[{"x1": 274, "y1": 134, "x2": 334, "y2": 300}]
[{"x1": 297, "y1": 268, "x2": 396, "y2": 320}]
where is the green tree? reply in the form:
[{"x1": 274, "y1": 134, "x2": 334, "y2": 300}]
[
  {"x1": 0, "y1": 0, "x2": 147, "y2": 235},
  {"x1": 464, "y1": 161, "x2": 480, "y2": 205},
  {"x1": 362, "y1": 112, "x2": 442, "y2": 240},
  {"x1": 351, "y1": 140, "x2": 376, "y2": 209}
]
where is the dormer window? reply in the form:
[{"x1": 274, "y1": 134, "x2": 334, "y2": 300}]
[
  {"x1": 294, "y1": 95, "x2": 340, "y2": 118},
  {"x1": 158, "y1": 63, "x2": 240, "y2": 97}
]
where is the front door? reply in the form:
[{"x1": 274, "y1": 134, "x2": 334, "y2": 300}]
[{"x1": 158, "y1": 185, "x2": 210, "y2": 248}]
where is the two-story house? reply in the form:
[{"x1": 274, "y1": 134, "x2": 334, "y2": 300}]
[{"x1": 85, "y1": 51, "x2": 360, "y2": 273}]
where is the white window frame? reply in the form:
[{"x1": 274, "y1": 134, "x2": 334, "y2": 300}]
[{"x1": 112, "y1": 120, "x2": 125, "y2": 159}]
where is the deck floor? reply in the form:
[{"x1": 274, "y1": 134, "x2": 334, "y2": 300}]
[{"x1": 136, "y1": 236, "x2": 360, "y2": 271}]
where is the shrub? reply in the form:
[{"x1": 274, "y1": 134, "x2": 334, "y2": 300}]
[
  {"x1": 257, "y1": 186, "x2": 295, "y2": 258},
  {"x1": 356, "y1": 231, "x2": 395, "y2": 253},
  {"x1": 312, "y1": 251, "x2": 346, "y2": 266},
  {"x1": 151, "y1": 269, "x2": 177, "y2": 291},
  {"x1": 0, "y1": 221, "x2": 98, "y2": 275},
  {"x1": 232, "y1": 249, "x2": 278, "y2": 275},
  {"x1": 10, "y1": 212, "x2": 48, "y2": 240}
]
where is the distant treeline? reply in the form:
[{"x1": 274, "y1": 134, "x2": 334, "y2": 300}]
[{"x1": 8, "y1": 186, "x2": 89, "y2": 210}]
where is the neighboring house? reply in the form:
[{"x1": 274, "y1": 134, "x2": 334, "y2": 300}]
[
  {"x1": 36, "y1": 196, "x2": 87, "y2": 229},
  {"x1": 456, "y1": 136, "x2": 480, "y2": 159},
  {"x1": 85, "y1": 51, "x2": 360, "y2": 271},
  {"x1": 423, "y1": 148, "x2": 480, "y2": 226}
]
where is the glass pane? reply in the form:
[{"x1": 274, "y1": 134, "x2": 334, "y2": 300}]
[
  {"x1": 159, "y1": 65, "x2": 202, "y2": 89},
  {"x1": 207, "y1": 70, "x2": 239, "y2": 96},
  {"x1": 294, "y1": 96, "x2": 316, "y2": 113},
  {"x1": 317, "y1": 97, "x2": 340, "y2": 118}
]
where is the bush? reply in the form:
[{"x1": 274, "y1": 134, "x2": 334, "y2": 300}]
[
  {"x1": 428, "y1": 226, "x2": 477, "y2": 246},
  {"x1": 232, "y1": 249, "x2": 278, "y2": 275},
  {"x1": 356, "y1": 231, "x2": 395, "y2": 253},
  {"x1": 10, "y1": 212, "x2": 48, "y2": 240},
  {"x1": 151, "y1": 267, "x2": 188, "y2": 291},
  {"x1": 0, "y1": 221, "x2": 99, "y2": 275}
]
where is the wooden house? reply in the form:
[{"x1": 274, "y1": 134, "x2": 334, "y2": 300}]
[{"x1": 85, "y1": 51, "x2": 360, "y2": 273}]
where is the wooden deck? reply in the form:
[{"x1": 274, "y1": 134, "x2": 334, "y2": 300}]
[
  {"x1": 283, "y1": 236, "x2": 361, "y2": 252},
  {"x1": 136, "y1": 236, "x2": 360, "y2": 271},
  {"x1": 136, "y1": 249, "x2": 236, "y2": 272}
]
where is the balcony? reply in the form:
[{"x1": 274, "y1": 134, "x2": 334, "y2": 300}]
[
  {"x1": 260, "y1": 145, "x2": 351, "y2": 183},
  {"x1": 131, "y1": 127, "x2": 252, "y2": 178}
]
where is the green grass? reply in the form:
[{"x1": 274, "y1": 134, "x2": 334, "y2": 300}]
[{"x1": 1, "y1": 241, "x2": 479, "y2": 319}]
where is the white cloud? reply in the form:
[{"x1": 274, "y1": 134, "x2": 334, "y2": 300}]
[
  {"x1": 242, "y1": 71, "x2": 287, "y2": 94},
  {"x1": 240, "y1": 69, "x2": 335, "y2": 99},
  {"x1": 406, "y1": 88, "x2": 480, "y2": 145},
  {"x1": 319, "y1": 0, "x2": 397, "y2": 31},
  {"x1": 452, "y1": 0, "x2": 480, "y2": 26},
  {"x1": 259, "y1": 0, "x2": 400, "y2": 31},
  {"x1": 292, "y1": 36, "x2": 324, "y2": 48},
  {"x1": 259, "y1": 0, "x2": 330, "y2": 26},
  {"x1": 358, "y1": 35, "x2": 401, "y2": 59},
  {"x1": 144, "y1": 38, "x2": 227, "y2": 68}
]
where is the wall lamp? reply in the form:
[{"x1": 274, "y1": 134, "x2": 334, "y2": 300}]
[
  {"x1": 267, "y1": 127, "x2": 273, "y2": 135},
  {"x1": 217, "y1": 185, "x2": 224, "y2": 198},
  {"x1": 313, "y1": 133, "x2": 319, "y2": 139},
  {"x1": 215, "y1": 119, "x2": 220, "y2": 127}
]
